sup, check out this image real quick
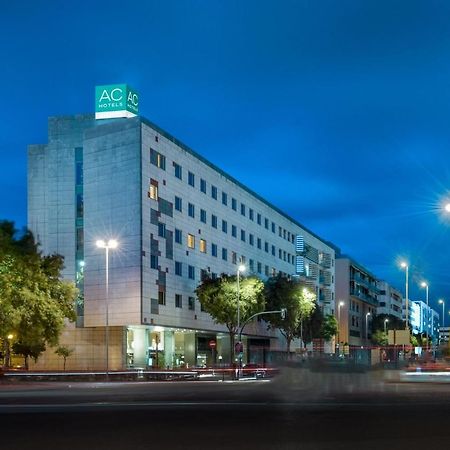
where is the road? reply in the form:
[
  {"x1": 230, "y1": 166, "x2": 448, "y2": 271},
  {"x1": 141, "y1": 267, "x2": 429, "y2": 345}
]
[{"x1": 1, "y1": 368, "x2": 449, "y2": 450}]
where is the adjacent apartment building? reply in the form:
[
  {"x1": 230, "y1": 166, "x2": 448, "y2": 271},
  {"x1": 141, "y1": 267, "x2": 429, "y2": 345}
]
[
  {"x1": 27, "y1": 85, "x2": 336, "y2": 370},
  {"x1": 376, "y1": 281, "x2": 403, "y2": 321},
  {"x1": 335, "y1": 256, "x2": 379, "y2": 347}
]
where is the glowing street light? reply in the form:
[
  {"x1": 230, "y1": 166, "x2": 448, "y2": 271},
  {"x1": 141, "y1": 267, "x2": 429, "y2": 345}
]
[
  {"x1": 366, "y1": 312, "x2": 371, "y2": 341},
  {"x1": 400, "y1": 262, "x2": 409, "y2": 329},
  {"x1": 438, "y1": 299, "x2": 445, "y2": 328},
  {"x1": 384, "y1": 318, "x2": 389, "y2": 334},
  {"x1": 236, "y1": 264, "x2": 246, "y2": 379},
  {"x1": 337, "y1": 301, "x2": 345, "y2": 350},
  {"x1": 445, "y1": 203, "x2": 450, "y2": 213},
  {"x1": 96, "y1": 239, "x2": 119, "y2": 379}
]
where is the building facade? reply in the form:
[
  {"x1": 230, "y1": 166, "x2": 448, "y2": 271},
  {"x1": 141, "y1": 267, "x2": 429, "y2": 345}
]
[
  {"x1": 410, "y1": 300, "x2": 440, "y2": 343},
  {"x1": 376, "y1": 281, "x2": 403, "y2": 321},
  {"x1": 335, "y1": 257, "x2": 379, "y2": 347},
  {"x1": 28, "y1": 109, "x2": 335, "y2": 370}
]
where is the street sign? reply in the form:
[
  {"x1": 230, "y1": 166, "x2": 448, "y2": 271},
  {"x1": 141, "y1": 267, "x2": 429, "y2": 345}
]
[{"x1": 208, "y1": 340, "x2": 217, "y2": 349}]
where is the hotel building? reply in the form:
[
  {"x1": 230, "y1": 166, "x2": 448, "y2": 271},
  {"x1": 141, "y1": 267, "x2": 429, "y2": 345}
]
[{"x1": 27, "y1": 86, "x2": 335, "y2": 370}]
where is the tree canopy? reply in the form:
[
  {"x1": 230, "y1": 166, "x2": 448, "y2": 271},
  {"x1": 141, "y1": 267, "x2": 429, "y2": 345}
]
[
  {"x1": 195, "y1": 273, "x2": 265, "y2": 363},
  {"x1": 265, "y1": 275, "x2": 316, "y2": 353},
  {"x1": 0, "y1": 221, "x2": 77, "y2": 367}
]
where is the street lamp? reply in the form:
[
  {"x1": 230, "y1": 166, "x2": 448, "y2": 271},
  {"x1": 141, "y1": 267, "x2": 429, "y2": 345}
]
[
  {"x1": 445, "y1": 203, "x2": 450, "y2": 213},
  {"x1": 236, "y1": 264, "x2": 246, "y2": 378},
  {"x1": 420, "y1": 281, "x2": 430, "y2": 351},
  {"x1": 366, "y1": 312, "x2": 371, "y2": 342},
  {"x1": 96, "y1": 239, "x2": 118, "y2": 379},
  {"x1": 337, "y1": 301, "x2": 344, "y2": 351},
  {"x1": 438, "y1": 299, "x2": 445, "y2": 328},
  {"x1": 384, "y1": 318, "x2": 389, "y2": 334},
  {"x1": 400, "y1": 262, "x2": 409, "y2": 329}
]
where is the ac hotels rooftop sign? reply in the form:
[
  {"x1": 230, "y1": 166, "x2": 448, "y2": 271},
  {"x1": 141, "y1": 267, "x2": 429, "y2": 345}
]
[{"x1": 95, "y1": 84, "x2": 139, "y2": 119}]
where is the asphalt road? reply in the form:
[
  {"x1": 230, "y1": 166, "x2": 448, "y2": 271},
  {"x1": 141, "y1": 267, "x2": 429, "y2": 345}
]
[{"x1": 1, "y1": 369, "x2": 449, "y2": 450}]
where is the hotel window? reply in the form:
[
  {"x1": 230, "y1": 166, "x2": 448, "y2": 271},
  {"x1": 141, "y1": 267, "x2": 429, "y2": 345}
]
[
  {"x1": 249, "y1": 259, "x2": 254, "y2": 272},
  {"x1": 257, "y1": 213, "x2": 261, "y2": 225},
  {"x1": 279, "y1": 226, "x2": 282, "y2": 237},
  {"x1": 271, "y1": 245, "x2": 275, "y2": 256},
  {"x1": 232, "y1": 225, "x2": 237, "y2": 238},
  {"x1": 188, "y1": 171, "x2": 195, "y2": 187},
  {"x1": 257, "y1": 238, "x2": 261, "y2": 249},
  {"x1": 222, "y1": 220, "x2": 228, "y2": 233},
  {"x1": 188, "y1": 265, "x2": 195, "y2": 280},
  {"x1": 158, "y1": 291, "x2": 166, "y2": 305},
  {"x1": 173, "y1": 162, "x2": 182, "y2": 180},
  {"x1": 175, "y1": 294, "x2": 182, "y2": 308},
  {"x1": 231, "y1": 198, "x2": 237, "y2": 211},
  {"x1": 222, "y1": 248, "x2": 228, "y2": 261},
  {"x1": 212, "y1": 243, "x2": 218, "y2": 257},
  {"x1": 241, "y1": 203, "x2": 246, "y2": 216},
  {"x1": 150, "y1": 255, "x2": 158, "y2": 269},
  {"x1": 264, "y1": 218, "x2": 269, "y2": 229},
  {"x1": 188, "y1": 297, "x2": 195, "y2": 311},
  {"x1": 200, "y1": 209, "x2": 207, "y2": 223},
  {"x1": 148, "y1": 179, "x2": 158, "y2": 200},
  {"x1": 188, "y1": 203, "x2": 195, "y2": 218},
  {"x1": 271, "y1": 222, "x2": 275, "y2": 233},
  {"x1": 232, "y1": 251, "x2": 237, "y2": 264},
  {"x1": 222, "y1": 192, "x2": 228, "y2": 205},
  {"x1": 158, "y1": 222, "x2": 166, "y2": 238},
  {"x1": 211, "y1": 185, "x2": 218, "y2": 200},
  {"x1": 249, "y1": 209, "x2": 254, "y2": 221},
  {"x1": 200, "y1": 178, "x2": 206, "y2": 193},
  {"x1": 241, "y1": 230, "x2": 246, "y2": 242},
  {"x1": 211, "y1": 214, "x2": 218, "y2": 228},
  {"x1": 249, "y1": 234, "x2": 254, "y2": 246},
  {"x1": 175, "y1": 196, "x2": 182, "y2": 212},
  {"x1": 175, "y1": 261, "x2": 182, "y2": 276},
  {"x1": 200, "y1": 239, "x2": 207, "y2": 253},
  {"x1": 257, "y1": 262, "x2": 262, "y2": 273},
  {"x1": 175, "y1": 228, "x2": 182, "y2": 244},
  {"x1": 264, "y1": 242, "x2": 269, "y2": 253},
  {"x1": 150, "y1": 148, "x2": 166, "y2": 170},
  {"x1": 187, "y1": 234, "x2": 195, "y2": 249}
]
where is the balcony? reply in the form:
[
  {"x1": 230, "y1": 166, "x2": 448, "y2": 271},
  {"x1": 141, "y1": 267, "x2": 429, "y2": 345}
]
[
  {"x1": 351, "y1": 273, "x2": 380, "y2": 294},
  {"x1": 350, "y1": 288, "x2": 378, "y2": 307}
]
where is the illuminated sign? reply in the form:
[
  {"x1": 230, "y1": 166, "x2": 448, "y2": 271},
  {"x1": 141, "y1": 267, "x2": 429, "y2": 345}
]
[{"x1": 95, "y1": 84, "x2": 139, "y2": 119}]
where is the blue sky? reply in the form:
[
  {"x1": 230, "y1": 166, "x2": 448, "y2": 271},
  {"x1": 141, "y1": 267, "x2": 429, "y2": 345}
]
[{"x1": 1, "y1": 0, "x2": 450, "y2": 314}]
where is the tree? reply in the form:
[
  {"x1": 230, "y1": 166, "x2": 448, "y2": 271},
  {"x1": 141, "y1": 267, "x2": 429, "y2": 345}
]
[
  {"x1": 320, "y1": 315, "x2": 338, "y2": 341},
  {"x1": 0, "y1": 221, "x2": 77, "y2": 368},
  {"x1": 195, "y1": 273, "x2": 265, "y2": 363},
  {"x1": 265, "y1": 275, "x2": 316, "y2": 355},
  {"x1": 371, "y1": 330, "x2": 388, "y2": 346},
  {"x1": 302, "y1": 304, "x2": 324, "y2": 345},
  {"x1": 12, "y1": 341, "x2": 46, "y2": 370},
  {"x1": 55, "y1": 346, "x2": 74, "y2": 371}
]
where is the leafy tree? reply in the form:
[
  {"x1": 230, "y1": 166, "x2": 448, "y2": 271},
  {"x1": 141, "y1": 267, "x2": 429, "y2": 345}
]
[
  {"x1": 0, "y1": 221, "x2": 77, "y2": 368},
  {"x1": 302, "y1": 303, "x2": 324, "y2": 345},
  {"x1": 12, "y1": 341, "x2": 46, "y2": 370},
  {"x1": 195, "y1": 273, "x2": 265, "y2": 363},
  {"x1": 320, "y1": 315, "x2": 338, "y2": 341},
  {"x1": 265, "y1": 275, "x2": 316, "y2": 354},
  {"x1": 371, "y1": 330, "x2": 388, "y2": 346},
  {"x1": 55, "y1": 346, "x2": 74, "y2": 371}
]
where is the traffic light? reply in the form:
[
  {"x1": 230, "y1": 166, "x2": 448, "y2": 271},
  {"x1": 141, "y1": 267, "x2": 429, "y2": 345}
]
[{"x1": 281, "y1": 308, "x2": 287, "y2": 320}]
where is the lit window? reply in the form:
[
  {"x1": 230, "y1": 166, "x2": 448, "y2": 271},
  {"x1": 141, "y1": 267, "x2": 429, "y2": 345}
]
[
  {"x1": 188, "y1": 234, "x2": 195, "y2": 249},
  {"x1": 200, "y1": 239, "x2": 207, "y2": 253},
  {"x1": 150, "y1": 148, "x2": 166, "y2": 170},
  {"x1": 148, "y1": 179, "x2": 158, "y2": 200}
]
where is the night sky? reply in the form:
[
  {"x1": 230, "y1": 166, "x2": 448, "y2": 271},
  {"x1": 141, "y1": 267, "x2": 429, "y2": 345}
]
[{"x1": 2, "y1": 0, "x2": 450, "y2": 315}]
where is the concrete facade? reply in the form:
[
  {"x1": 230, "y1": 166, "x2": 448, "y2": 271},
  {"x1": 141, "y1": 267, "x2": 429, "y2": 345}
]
[
  {"x1": 28, "y1": 113, "x2": 335, "y2": 370},
  {"x1": 376, "y1": 281, "x2": 403, "y2": 321}
]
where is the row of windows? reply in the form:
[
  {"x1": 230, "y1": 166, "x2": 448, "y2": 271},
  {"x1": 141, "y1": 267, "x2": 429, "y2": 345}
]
[
  {"x1": 157, "y1": 292, "x2": 196, "y2": 311},
  {"x1": 173, "y1": 230, "x2": 296, "y2": 265},
  {"x1": 149, "y1": 148, "x2": 295, "y2": 244}
]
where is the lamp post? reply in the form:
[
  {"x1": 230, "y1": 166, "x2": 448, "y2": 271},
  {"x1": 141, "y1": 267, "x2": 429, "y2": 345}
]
[
  {"x1": 337, "y1": 301, "x2": 344, "y2": 351},
  {"x1": 366, "y1": 312, "x2": 371, "y2": 342},
  {"x1": 438, "y1": 299, "x2": 445, "y2": 328},
  {"x1": 420, "y1": 281, "x2": 429, "y2": 351},
  {"x1": 384, "y1": 318, "x2": 389, "y2": 335},
  {"x1": 96, "y1": 239, "x2": 118, "y2": 380},
  {"x1": 400, "y1": 262, "x2": 409, "y2": 329},
  {"x1": 236, "y1": 264, "x2": 246, "y2": 378}
]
